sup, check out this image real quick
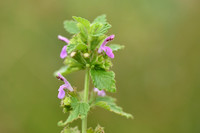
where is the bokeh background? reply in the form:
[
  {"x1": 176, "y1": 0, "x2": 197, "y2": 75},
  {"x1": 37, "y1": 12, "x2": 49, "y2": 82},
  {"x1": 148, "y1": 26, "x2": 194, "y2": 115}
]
[{"x1": 0, "y1": 0, "x2": 200, "y2": 133}]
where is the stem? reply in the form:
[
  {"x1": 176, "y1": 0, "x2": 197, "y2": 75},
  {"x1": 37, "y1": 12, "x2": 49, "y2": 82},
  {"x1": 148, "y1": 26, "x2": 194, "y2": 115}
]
[
  {"x1": 88, "y1": 35, "x2": 91, "y2": 53},
  {"x1": 82, "y1": 68, "x2": 90, "y2": 133}
]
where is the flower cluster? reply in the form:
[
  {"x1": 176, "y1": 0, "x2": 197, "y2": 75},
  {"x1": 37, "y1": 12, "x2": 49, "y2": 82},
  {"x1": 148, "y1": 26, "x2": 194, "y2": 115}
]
[{"x1": 58, "y1": 34, "x2": 115, "y2": 59}]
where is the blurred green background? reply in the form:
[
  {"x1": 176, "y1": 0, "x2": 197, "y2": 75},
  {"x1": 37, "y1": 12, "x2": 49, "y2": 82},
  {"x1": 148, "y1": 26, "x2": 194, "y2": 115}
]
[{"x1": 0, "y1": 0, "x2": 200, "y2": 133}]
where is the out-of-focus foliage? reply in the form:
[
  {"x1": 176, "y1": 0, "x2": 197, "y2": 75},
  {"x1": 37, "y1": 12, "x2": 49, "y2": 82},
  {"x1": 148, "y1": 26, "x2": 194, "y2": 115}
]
[{"x1": 0, "y1": 0, "x2": 200, "y2": 133}]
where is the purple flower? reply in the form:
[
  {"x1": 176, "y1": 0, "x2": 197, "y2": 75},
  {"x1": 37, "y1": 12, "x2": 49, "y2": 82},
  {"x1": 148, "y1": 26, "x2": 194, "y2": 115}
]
[
  {"x1": 94, "y1": 88, "x2": 106, "y2": 97},
  {"x1": 56, "y1": 73, "x2": 73, "y2": 99},
  {"x1": 58, "y1": 35, "x2": 70, "y2": 59},
  {"x1": 98, "y1": 35, "x2": 115, "y2": 58}
]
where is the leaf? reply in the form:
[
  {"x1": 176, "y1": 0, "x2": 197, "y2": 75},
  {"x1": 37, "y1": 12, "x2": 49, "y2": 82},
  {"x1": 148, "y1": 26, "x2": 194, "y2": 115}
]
[
  {"x1": 73, "y1": 16, "x2": 91, "y2": 40},
  {"x1": 90, "y1": 35, "x2": 106, "y2": 50},
  {"x1": 61, "y1": 126, "x2": 80, "y2": 133},
  {"x1": 77, "y1": 23, "x2": 88, "y2": 41},
  {"x1": 92, "y1": 23, "x2": 111, "y2": 37},
  {"x1": 64, "y1": 20, "x2": 80, "y2": 34},
  {"x1": 66, "y1": 34, "x2": 88, "y2": 54},
  {"x1": 108, "y1": 44, "x2": 125, "y2": 51},
  {"x1": 94, "y1": 96, "x2": 133, "y2": 119},
  {"x1": 66, "y1": 102, "x2": 90, "y2": 123},
  {"x1": 90, "y1": 68, "x2": 116, "y2": 92},
  {"x1": 73, "y1": 16, "x2": 90, "y2": 30},
  {"x1": 67, "y1": 43, "x2": 87, "y2": 54},
  {"x1": 58, "y1": 97, "x2": 90, "y2": 126},
  {"x1": 54, "y1": 66, "x2": 81, "y2": 76},
  {"x1": 93, "y1": 14, "x2": 107, "y2": 24}
]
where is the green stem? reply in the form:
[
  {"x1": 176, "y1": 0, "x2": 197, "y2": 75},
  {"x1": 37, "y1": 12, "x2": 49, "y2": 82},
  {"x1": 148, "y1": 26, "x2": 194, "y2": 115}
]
[{"x1": 82, "y1": 68, "x2": 90, "y2": 133}]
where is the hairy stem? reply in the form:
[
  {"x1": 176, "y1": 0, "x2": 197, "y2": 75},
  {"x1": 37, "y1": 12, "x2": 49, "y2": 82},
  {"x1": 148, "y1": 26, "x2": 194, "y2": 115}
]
[{"x1": 82, "y1": 68, "x2": 90, "y2": 133}]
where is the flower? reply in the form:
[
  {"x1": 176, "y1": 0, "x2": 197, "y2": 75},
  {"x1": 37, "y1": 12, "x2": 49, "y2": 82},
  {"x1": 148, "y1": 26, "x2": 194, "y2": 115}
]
[
  {"x1": 58, "y1": 35, "x2": 70, "y2": 59},
  {"x1": 56, "y1": 73, "x2": 73, "y2": 99},
  {"x1": 94, "y1": 88, "x2": 106, "y2": 97},
  {"x1": 98, "y1": 35, "x2": 115, "y2": 58}
]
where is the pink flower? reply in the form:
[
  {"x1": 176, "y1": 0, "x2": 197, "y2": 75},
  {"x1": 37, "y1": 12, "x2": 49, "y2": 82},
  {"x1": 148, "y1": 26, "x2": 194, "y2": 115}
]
[
  {"x1": 56, "y1": 73, "x2": 73, "y2": 99},
  {"x1": 58, "y1": 35, "x2": 70, "y2": 59},
  {"x1": 94, "y1": 88, "x2": 106, "y2": 97},
  {"x1": 98, "y1": 35, "x2": 115, "y2": 58}
]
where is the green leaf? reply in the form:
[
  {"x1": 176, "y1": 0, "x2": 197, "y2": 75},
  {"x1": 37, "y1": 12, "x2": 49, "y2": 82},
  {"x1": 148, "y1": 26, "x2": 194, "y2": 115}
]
[
  {"x1": 90, "y1": 35, "x2": 106, "y2": 50},
  {"x1": 94, "y1": 96, "x2": 133, "y2": 119},
  {"x1": 58, "y1": 97, "x2": 90, "y2": 126},
  {"x1": 64, "y1": 20, "x2": 80, "y2": 34},
  {"x1": 67, "y1": 43, "x2": 87, "y2": 54},
  {"x1": 90, "y1": 68, "x2": 116, "y2": 92},
  {"x1": 67, "y1": 35, "x2": 88, "y2": 54},
  {"x1": 61, "y1": 126, "x2": 80, "y2": 133},
  {"x1": 108, "y1": 44, "x2": 125, "y2": 51},
  {"x1": 92, "y1": 23, "x2": 111, "y2": 37},
  {"x1": 77, "y1": 23, "x2": 88, "y2": 41},
  {"x1": 66, "y1": 102, "x2": 90, "y2": 123},
  {"x1": 54, "y1": 66, "x2": 81, "y2": 76},
  {"x1": 93, "y1": 14, "x2": 107, "y2": 24},
  {"x1": 73, "y1": 16, "x2": 90, "y2": 30}
]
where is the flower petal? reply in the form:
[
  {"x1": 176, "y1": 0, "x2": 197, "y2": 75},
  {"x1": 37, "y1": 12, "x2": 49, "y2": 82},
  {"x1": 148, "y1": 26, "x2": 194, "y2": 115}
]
[
  {"x1": 58, "y1": 90, "x2": 65, "y2": 99},
  {"x1": 98, "y1": 47, "x2": 103, "y2": 53},
  {"x1": 60, "y1": 45, "x2": 67, "y2": 59},
  {"x1": 57, "y1": 73, "x2": 73, "y2": 91},
  {"x1": 102, "y1": 35, "x2": 115, "y2": 47},
  {"x1": 58, "y1": 35, "x2": 70, "y2": 44},
  {"x1": 94, "y1": 88, "x2": 106, "y2": 97},
  {"x1": 104, "y1": 46, "x2": 114, "y2": 58},
  {"x1": 98, "y1": 35, "x2": 115, "y2": 55},
  {"x1": 58, "y1": 85, "x2": 67, "y2": 99}
]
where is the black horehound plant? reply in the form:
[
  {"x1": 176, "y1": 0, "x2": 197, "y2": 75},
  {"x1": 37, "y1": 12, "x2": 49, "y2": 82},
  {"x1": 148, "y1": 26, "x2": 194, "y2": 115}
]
[{"x1": 54, "y1": 15, "x2": 133, "y2": 133}]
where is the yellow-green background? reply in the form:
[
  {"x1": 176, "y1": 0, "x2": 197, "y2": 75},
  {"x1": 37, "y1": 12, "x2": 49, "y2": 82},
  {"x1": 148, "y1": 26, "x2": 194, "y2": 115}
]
[{"x1": 0, "y1": 0, "x2": 200, "y2": 133}]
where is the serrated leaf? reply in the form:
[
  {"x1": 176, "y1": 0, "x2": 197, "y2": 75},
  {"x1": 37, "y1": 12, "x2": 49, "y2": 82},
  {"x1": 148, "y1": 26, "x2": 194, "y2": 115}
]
[
  {"x1": 108, "y1": 44, "x2": 125, "y2": 51},
  {"x1": 73, "y1": 16, "x2": 90, "y2": 29},
  {"x1": 92, "y1": 23, "x2": 111, "y2": 37},
  {"x1": 64, "y1": 20, "x2": 80, "y2": 34},
  {"x1": 93, "y1": 14, "x2": 107, "y2": 24},
  {"x1": 59, "y1": 97, "x2": 90, "y2": 126},
  {"x1": 90, "y1": 68, "x2": 116, "y2": 92},
  {"x1": 66, "y1": 102, "x2": 90, "y2": 123},
  {"x1": 94, "y1": 96, "x2": 133, "y2": 119}
]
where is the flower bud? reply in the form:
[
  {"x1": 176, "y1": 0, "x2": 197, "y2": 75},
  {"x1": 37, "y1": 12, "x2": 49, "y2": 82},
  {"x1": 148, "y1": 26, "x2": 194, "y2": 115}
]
[
  {"x1": 70, "y1": 52, "x2": 76, "y2": 57},
  {"x1": 83, "y1": 53, "x2": 89, "y2": 58},
  {"x1": 86, "y1": 64, "x2": 90, "y2": 68},
  {"x1": 63, "y1": 97, "x2": 71, "y2": 106}
]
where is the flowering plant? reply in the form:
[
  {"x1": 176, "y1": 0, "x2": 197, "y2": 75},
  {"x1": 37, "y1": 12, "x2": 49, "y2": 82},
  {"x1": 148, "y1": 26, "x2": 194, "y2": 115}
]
[{"x1": 54, "y1": 15, "x2": 133, "y2": 133}]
